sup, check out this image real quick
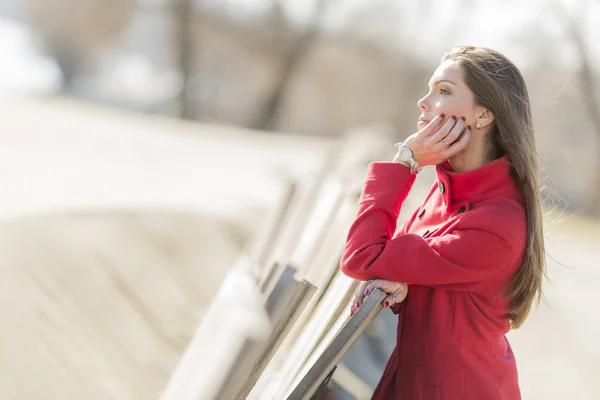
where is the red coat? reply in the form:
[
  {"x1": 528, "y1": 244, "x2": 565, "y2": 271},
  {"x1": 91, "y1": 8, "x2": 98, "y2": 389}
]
[{"x1": 340, "y1": 156, "x2": 526, "y2": 399}]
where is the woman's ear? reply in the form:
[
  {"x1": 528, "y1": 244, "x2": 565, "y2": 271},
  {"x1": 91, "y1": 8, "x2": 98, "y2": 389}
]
[{"x1": 475, "y1": 108, "x2": 494, "y2": 130}]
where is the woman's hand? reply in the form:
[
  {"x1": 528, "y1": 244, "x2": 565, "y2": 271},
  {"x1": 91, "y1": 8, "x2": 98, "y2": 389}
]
[
  {"x1": 350, "y1": 279, "x2": 408, "y2": 316},
  {"x1": 395, "y1": 114, "x2": 471, "y2": 167}
]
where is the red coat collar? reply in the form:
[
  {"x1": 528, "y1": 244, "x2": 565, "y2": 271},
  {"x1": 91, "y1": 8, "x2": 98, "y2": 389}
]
[{"x1": 434, "y1": 155, "x2": 521, "y2": 204}]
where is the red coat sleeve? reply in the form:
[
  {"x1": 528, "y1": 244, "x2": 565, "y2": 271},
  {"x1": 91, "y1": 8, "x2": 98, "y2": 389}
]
[{"x1": 340, "y1": 162, "x2": 521, "y2": 290}]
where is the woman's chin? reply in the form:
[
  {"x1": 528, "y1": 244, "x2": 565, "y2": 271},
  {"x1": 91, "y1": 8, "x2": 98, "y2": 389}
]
[{"x1": 417, "y1": 121, "x2": 427, "y2": 130}]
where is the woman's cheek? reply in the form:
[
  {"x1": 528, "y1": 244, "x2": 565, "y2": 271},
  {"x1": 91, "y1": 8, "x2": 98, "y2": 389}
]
[{"x1": 435, "y1": 100, "x2": 453, "y2": 115}]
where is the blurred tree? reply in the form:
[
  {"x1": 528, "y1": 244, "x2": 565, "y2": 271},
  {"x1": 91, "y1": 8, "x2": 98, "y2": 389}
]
[
  {"x1": 253, "y1": 0, "x2": 338, "y2": 130},
  {"x1": 552, "y1": 0, "x2": 600, "y2": 216},
  {"x1": 567, "y1": 23, "x2": 600, "y2": 216},
  {"x1": 185, "y1": 5, "x2": 286, "y2": 123},
  {"x1": 24, "y1": 0, "x2": 134, "y2": 89},
  {"x1": 174, "y1": 0, "x2": 194, "y2": 119}
]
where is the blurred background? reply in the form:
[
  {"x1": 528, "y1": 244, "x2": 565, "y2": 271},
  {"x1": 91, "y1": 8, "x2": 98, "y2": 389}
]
[{"x1": 0, "y1": 0, "x2": 598, "y2": 399}]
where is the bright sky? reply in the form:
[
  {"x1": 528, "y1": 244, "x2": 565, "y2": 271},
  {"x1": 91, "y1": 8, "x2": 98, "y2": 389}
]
[
  {"x1": 4, "y1": 0, "x2": 595, "y2": 68},
  {"x1": 204, "y1": 0, "x2": 600, "y2": 68}
]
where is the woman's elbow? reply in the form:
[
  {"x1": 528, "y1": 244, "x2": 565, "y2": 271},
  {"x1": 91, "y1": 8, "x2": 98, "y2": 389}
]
[
  {"x1": 340, "y1": 242, "x2": 388, "y2": 280},
  {"x1": 340, "y1": 257, "x2": 373, "y2": 281}
]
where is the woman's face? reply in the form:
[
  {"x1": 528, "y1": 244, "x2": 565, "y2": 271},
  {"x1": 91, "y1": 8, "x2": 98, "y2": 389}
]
[{"x1": 416, "y1": 60, "x2": 479, "y2": 133}]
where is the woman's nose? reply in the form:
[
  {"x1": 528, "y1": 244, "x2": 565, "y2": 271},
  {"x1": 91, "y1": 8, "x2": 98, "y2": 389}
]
[{"x1": 417, "y1": 95, "x2": 429, "y2": 112}]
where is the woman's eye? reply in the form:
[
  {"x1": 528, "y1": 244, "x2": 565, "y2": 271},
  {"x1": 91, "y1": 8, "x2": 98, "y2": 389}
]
[{"x1": 439, "y1": 88, "x2": 451, "y2": 95}]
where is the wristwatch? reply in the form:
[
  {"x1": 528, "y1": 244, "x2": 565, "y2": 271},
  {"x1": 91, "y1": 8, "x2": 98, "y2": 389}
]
[{"x1": 394, "y1": 143, "x2": 422, "y2": 174}]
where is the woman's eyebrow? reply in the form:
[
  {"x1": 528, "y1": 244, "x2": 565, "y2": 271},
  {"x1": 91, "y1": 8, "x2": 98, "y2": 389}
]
[{"x1": 428, "y1": 79, "x2": 458, "y2": 87}]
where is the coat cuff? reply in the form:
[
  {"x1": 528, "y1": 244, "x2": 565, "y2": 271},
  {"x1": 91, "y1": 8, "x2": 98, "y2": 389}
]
[{"x1": 360, "y1": 162, "x2": 417, "y2": 212}]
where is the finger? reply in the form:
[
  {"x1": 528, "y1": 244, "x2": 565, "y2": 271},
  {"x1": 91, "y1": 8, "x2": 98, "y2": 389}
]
[
  {"x1": 382, "y1": 294, "x2": 399, "y2": 308},
  {"x1": 382, "y1": 295, "x2": 394, "y2": 308},
  {"x1": 428, "y1": 115, "x2": 461, "y2": 145},
  {"x1": 350, "y1": 299, "x2": 357, "y2": 314},
  {"x1": 444, "y1": 116, "x2": 467, "y2": 144},
  {"x1": 419, "y1": 114, "x2": 446, "y2": 136},
  {"x1": 382, "y1": 287, "x2": 409, "y2": 308},
  {"x1": 364, "y1": 279, "x2": 400, "y2": 296},
  {"x1": 442, "y1": 125, "x2": 472, "y2": 159},
  {"x1": 350, "y1": 301, "x2": 359, "y2": 317},
  {"x1": 430, "y1": 117, "x2": 465, "y2": 153},
  {"x1": 354, "y1": 281, "x2": 370, "y2": 304},
  {"x1": 364, "y1": 279, "x2": 389, "y2": 296},
  {"x1": 351, "y1": 281, "x2": 371, "y2": 315}
]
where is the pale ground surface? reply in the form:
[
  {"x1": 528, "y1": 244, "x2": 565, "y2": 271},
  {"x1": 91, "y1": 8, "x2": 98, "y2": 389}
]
[
  {"x1": 507, "y1": 213, "x2": 600, "y2": 400},
  {"x1": 0, "y1": 98, "x2": 337, "y2": 399},
  {"x1": 0, "y1": 98, "x2": 598, "y2": 399}
]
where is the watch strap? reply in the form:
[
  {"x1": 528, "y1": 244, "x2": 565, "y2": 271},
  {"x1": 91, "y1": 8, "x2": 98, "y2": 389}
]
[{"x1": 394, "y1": 143, "x2": 422, "y2": 174}]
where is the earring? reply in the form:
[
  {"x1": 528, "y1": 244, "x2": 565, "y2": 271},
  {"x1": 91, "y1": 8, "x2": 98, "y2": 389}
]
[{"x1": 476, "y1": 123, "x2": 481, "y2": 129}]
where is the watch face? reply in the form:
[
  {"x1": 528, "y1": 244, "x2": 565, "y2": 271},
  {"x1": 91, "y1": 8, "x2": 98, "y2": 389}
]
[{"x1": 400, "y1": 148, "x2": 412, "y2": 160}]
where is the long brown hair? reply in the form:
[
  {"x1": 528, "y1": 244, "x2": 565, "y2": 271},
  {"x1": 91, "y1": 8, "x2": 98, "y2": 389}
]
[{"x1": 442, "y1": 46, "x2": 545, "y2": 329}]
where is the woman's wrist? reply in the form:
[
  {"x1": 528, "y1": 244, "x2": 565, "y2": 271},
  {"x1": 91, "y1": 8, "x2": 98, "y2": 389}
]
[
  {"x1": 393, "y1": 142, "x2": 421, "y2": 173},
  {"x1": 392, "y1": 156, "x2": 412, "y2": 170}
]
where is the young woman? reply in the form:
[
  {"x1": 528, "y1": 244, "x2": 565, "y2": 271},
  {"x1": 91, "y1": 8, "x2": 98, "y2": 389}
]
[{"x1": 341, "y1": 46, "x2": 545, "y2": 399}]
